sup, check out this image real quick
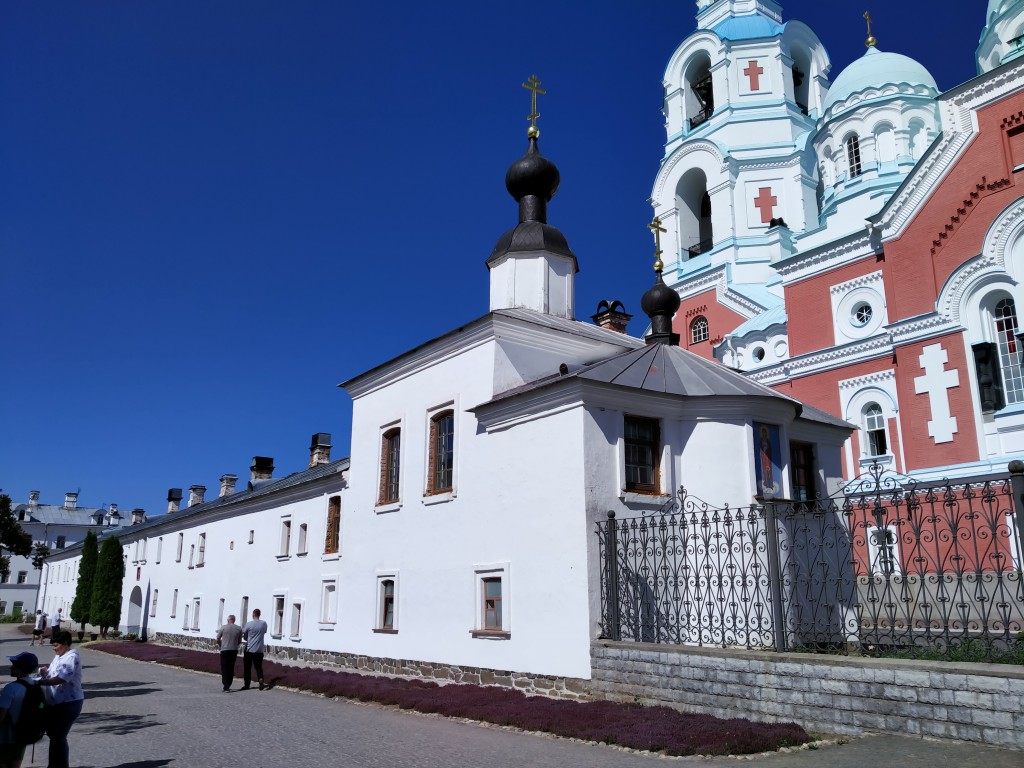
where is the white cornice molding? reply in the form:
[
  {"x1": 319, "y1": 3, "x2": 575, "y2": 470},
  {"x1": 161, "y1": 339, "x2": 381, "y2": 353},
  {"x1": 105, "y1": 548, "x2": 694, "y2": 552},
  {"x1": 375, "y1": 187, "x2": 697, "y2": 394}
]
[
  {"x1": 718, "y1": 285, "x2": 764, "y2": 318},
  {"x1": 776, "y1": 231, "x2": 873, "y2": 283},
  {"x1": 669, "y1": 264, "x2": 729, "y2": 302},
  {"x1": 653, "y1": 140, "x2": 727, "y2": 201},
  {"x1": 829, "y1": 269, "x2": 883, "y2": 296},
  {"x1": 821, "y1": 84, "x2": 937, "y2": 123},
  {"x1": 838, "y1": 369, "x2": 896, "y2": 391}
]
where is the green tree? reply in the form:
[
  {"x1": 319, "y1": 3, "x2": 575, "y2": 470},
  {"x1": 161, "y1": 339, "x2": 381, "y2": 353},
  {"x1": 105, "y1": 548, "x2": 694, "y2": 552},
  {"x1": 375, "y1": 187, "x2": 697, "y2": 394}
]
[
  {"x1": 30, "y1": 542, "x2": 50, "y2": 571},
  {"x1": 90, "y1": 535, "x2": 124, "y2": 637},
  {"x1": 0, "y1": 493, "x2": 33, "y2": 581},
  {"x1": 70, "y1": 530, "x2": 99, "y2": 630}
]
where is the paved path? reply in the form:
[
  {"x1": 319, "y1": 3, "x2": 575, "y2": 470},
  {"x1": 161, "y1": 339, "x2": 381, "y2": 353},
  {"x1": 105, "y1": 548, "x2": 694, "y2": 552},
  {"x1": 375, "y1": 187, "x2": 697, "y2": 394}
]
[{"x1": 0, "y1": 626, "x2": 1018, "y2": 768}]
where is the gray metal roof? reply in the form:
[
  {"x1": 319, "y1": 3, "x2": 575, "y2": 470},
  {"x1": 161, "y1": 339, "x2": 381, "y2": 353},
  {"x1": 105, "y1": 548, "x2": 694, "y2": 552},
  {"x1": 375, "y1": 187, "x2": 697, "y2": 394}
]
[
  {"x1": 11, "y1": 505, "x2": 125, "y2": 528},
  {"x1": 479, "y1": 342, "x2": 853, "y2": 429}
]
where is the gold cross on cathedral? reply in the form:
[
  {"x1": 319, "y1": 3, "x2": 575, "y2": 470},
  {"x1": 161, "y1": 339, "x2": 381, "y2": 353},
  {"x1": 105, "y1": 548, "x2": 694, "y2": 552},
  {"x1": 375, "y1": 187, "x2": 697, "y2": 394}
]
[
  {"x1": 649, "y1": 216, "x2": 667, "y2": 272},
  {"x1": 522, "y1": 74, "x2": 546, "y2": 137},
  {"x1": 863, "y1": 10, "x2": 877, "y2": 47}
]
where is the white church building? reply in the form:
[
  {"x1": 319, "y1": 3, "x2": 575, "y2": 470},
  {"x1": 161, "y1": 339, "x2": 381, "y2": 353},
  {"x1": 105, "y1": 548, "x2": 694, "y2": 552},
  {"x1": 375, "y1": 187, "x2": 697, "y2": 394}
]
[{"x1": 39, "y1": 115, "x2": 851, "y2": 686}]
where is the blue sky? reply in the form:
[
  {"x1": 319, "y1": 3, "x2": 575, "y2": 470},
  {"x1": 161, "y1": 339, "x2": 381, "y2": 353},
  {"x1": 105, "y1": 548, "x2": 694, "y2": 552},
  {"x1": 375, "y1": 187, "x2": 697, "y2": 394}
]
[{"x1": 1, "y1": 1, "x2": 974, "y2": 513}]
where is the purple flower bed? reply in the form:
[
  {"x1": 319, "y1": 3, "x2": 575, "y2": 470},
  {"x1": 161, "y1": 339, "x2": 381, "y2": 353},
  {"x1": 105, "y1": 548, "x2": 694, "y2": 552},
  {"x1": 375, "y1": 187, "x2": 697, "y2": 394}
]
[{"x1": 93, "y1": 642, "x2": 810, "y2": 756}]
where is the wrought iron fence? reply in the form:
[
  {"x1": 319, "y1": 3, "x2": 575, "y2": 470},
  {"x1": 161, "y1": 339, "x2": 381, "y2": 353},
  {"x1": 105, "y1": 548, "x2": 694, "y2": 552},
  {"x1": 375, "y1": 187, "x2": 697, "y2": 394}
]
[{"x1": 596, "y1": 462, "x2": 1024, "y2": 660}]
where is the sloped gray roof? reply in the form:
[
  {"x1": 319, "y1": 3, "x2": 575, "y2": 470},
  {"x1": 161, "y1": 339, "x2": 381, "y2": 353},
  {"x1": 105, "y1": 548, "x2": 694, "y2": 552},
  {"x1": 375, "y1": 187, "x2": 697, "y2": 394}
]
[
  {"x1": 479, "y1": 343, "x2": 853, "y2": 429},
  {"x1": 11, "y1": 504, "x2": 125, "y2": 528},
  {"x1": 49, "y1": 458, "x2": 350, "y2": 555}
]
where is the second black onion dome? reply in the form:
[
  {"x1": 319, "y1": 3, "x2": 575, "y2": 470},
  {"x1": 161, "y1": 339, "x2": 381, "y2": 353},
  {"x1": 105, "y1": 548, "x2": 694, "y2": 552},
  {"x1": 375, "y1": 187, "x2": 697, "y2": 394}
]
[
  {"x1": 642, "y1": 269, "x2": 681, "y2": 346},
  {"x1": 487, "y1": 135, "x2": 577, "y2": 270}
]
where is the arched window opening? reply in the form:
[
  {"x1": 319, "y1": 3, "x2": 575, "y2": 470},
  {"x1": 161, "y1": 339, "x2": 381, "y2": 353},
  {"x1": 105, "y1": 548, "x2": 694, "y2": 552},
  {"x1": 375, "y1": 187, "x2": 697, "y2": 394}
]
[
  {"x1": 790, "y1": 46, "x2": 812, "y2": 115},
  {"x1": 846, "y1": 136, "x2": 863, "y2": 178},
  {"x1": 874, "y1": 124, "x2": 895, "y2": 165},
  {"x1": 676, "y1": 169, "x2": 713, "y2": 258},
  {"x1": 690, "y1": 316, "x2": 709, "y2": 344},
  {"x1": 863, "y1": 403, "x2": 887, "y2": 457},
  {"x1": 684, "y1": 54, "x2": 714, "y2": 130},
  {"x1": 994, "y1": 298, "x2": 1024, "y2": 404},
  {"x1": 908, "y1": 119, "x2": 926, "y2": 161}
]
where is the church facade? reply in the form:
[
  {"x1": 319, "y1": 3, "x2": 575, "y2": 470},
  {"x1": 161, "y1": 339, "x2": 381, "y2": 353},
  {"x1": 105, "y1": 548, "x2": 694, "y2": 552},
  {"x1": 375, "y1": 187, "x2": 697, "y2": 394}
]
[{"x1": 656, "y1": 0, "x2": 1024, "y2": 483}]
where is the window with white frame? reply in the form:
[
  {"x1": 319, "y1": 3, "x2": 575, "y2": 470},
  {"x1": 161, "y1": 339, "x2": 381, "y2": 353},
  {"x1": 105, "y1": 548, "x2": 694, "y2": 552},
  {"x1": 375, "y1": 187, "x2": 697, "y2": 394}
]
[
  {"x1": 188, "y1": 545, "x2": 195, "y2": 568},
  {"x1": 248, "y1": 530, "x2": 254, "y2": 545},
  {"x1": 272, "y1": 595, "x2": 285, "y2": 637},
  {"x1": 427, "y1": 409, "x2": 455, "y2": 495},
  {"x1": 471, "y1": 565, "x2": 510, "y2": 638},
  {"x1": 297, "y1": 524, "x2": 308, "y2": 555},
  {"x1": 379, "y1": 427, "x2": 401, "y2": 505},
  {"x1": 321, "y1": 580, "x2": 338, "y2": 624},
  {"x1": 197, "y1": 533, "x2": 206, "y2": 567},
  {"x1": 171, "y1": 589, "x2": 178, "y2": 618},
  {"x1": 846, "y1": 135, "x2": 863, "y2": 178},
  {"x1": 279, "y1": 520, "x2": 291, "y2": 557},
  {"x1": 290, "y1": 602, "x2": 302, "y2": 639},
  {"x1": 374, "y1": 573, "x2": 398, "y2": 632},
  {"x1": 867, "y1": 525, "x2": 900, "y2": 577},
  {"x1": 182, "y1": 603, "x2": 189, "y2": 630},
  {"x1": 150, "y1": 590, "x2": 158, "y2": 618},
  {"x1": 12, "y1": 603, "x2": 23, "y2": 619},
  {"x1": 156, "y1": 537, "x2": 163, "y2": 564},
  {"x1": 993, "y1": 297, "x2": 1024, "y2": 405},
  {"x1": 191, "y1": 598, "x2": 201, "y2": 630},
  {"x1": 176, "y1": 533, "x2": 184, "y2": 562},
  {"x1": 864, "y1": 403, "x2": 888, "y2": 457},
  {"x1": 217, "y1": 598, "x2": 225, "y2": 628},
  {"x1": 0, "y1": 602, "x2": 6, "y2": 615},
  {"x1": 55, "y1": 536, "x2": 66, "y2": 549},
  {"x1": 690, "y1": 315, "x2": 709, "y2": 344},
  {"x1": 16, "y1": 572, "x2": 26, "y2": 585},
  {"x1": 240, "y1": 596, "x2": 249, "y2": 626}
]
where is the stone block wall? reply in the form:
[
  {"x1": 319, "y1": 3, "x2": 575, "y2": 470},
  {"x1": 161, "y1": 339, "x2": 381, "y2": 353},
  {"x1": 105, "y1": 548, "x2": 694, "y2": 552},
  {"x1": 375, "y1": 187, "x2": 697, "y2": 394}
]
[
  {"x1": 151, "y1": 632, "x2": 589, "y2": 699},
  {"x1": 591, "y1": 640, "x2": 1024, "y2": 749}
]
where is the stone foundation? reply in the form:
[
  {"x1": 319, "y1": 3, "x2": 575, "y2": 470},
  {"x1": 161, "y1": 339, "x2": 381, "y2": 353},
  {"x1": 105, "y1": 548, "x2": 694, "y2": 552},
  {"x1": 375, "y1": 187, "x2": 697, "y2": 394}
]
[{"x1": 151, "y1": 632, "x2": 589, "y2": 699}]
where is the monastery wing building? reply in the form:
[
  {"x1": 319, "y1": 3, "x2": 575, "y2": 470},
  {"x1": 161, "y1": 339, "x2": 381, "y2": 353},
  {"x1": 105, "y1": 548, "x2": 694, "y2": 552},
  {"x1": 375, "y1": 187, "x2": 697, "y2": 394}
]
[{"x1": 657, "y1": 0, "x2": 1024, "y2": 483}]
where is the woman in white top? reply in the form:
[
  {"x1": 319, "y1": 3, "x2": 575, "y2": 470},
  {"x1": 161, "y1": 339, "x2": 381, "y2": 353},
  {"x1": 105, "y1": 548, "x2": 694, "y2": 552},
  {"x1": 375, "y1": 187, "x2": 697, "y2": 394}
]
[{"x1": 37, "y1": 631, "x2": 84, "y2": 768}]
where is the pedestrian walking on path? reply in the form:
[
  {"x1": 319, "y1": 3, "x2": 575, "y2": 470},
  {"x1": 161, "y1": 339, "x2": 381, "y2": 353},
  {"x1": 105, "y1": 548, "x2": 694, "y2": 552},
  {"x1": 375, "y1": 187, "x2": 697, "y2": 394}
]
[
  {"x1": 241, "y1": 609, "x2": 268, "y2": 691},
  {"x1": 36, "y1": 631, "x2": 83, "y2": 768},
  {"x1": 215, "y1": 615, "x2": 242, "y2": 692},
  {"x1": 29, "y1": 613, "x2": 46, "y2": 648}
]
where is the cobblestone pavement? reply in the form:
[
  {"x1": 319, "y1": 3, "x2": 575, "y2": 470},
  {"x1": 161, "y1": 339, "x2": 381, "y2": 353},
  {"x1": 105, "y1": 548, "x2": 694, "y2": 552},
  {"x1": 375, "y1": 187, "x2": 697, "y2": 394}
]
[{"x1": 0, "y1": 625, "x2": 1019, "y2": 768}]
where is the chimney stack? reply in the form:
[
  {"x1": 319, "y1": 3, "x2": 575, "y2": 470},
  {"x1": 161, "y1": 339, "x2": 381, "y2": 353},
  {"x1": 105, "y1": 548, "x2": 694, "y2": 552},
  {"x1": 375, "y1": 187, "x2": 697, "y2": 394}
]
[
  {"x1": 309, "y1": 432, "x2": 332, "y2": 468},
  {"x1": 130, "y1": 508, "x2": 146, "y2": 525},
  {"x1": 250, "y1": 456, "x2": 274, "y2": 483},
  {"x1": 188, "y1": 485, "x2": 206, "y2": 508},
  {"x1": 591, "y1": 300, "x2": 632, "y2": 334},
  {"x1": 219, "y1": 474, "x2": 238, "y2": 498},
  {"x1": 64, "y1": 492, "x2": 78, "y2": 510},
  {"x1": 167, "y1": 489, "x2": 183, "y2": 514},
  {"x1": 28, "y1": 491, "x2": 39, "y2": 507},
  {"x1": 107, "y1": 506, "x2": 121, "y2": 526}
]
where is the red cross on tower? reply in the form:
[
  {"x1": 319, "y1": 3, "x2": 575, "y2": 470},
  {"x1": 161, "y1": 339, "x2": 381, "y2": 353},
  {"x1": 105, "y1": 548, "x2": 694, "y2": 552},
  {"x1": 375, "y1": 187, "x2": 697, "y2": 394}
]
[
  {"x1": 753, "y1": 187, "x2": 778, "y2": 224},
  {"x1": 743, "y1": 59, "x2": 764, "y2": 91}
]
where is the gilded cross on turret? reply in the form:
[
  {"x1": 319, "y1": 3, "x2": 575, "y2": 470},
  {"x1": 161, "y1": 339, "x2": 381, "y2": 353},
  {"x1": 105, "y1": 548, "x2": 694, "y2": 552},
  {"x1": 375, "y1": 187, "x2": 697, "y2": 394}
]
[
  {"x1": 863, "y1": 10, "x2": 877, "y2": 48},
  {"x1": 648, "y1": 216, "x2": 667, "y2": 273},
  {"x1": 522, "y1": 74, "x2": 546, "y2": 138}
]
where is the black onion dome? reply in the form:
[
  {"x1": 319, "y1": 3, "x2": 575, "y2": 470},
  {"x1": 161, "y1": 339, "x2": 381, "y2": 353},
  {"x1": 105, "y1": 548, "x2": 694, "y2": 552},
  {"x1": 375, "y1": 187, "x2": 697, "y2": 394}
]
[
  {"x1": 642, "y1": 272, "x2": 682, "y2": 346},
  {"x1": 505, "y1": 136, "x2": 560, "y2": 203},
  {"x1": 641, "y1": 273, "x2": 681, "y2": 317}
]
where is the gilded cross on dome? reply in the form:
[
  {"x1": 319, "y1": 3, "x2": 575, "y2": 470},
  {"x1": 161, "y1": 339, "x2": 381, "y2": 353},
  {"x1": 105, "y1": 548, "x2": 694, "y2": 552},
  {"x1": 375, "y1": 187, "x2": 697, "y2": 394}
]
[
  {"x1": 522, "y1": 74, "x2": 546, "y2": 138},
  {"x1": 648, "y1": 216, "x2": 667, "y2": 272},
  {"x1": 864, "y1": 10, "x2": 877, "y2": 47}
]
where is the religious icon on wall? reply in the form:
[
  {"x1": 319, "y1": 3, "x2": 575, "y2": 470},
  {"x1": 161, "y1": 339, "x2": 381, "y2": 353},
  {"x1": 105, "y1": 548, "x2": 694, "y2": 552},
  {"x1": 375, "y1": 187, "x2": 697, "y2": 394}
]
[{"x1": 753, "y1": 422, "x2": 782, "y2": 498}]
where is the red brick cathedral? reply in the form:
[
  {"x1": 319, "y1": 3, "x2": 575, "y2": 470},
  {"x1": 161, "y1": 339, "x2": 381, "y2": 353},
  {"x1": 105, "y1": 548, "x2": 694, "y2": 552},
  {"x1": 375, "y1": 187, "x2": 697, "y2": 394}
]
[{"x1": 654, "y1": 0, "x2": 1024, "y2": 482}]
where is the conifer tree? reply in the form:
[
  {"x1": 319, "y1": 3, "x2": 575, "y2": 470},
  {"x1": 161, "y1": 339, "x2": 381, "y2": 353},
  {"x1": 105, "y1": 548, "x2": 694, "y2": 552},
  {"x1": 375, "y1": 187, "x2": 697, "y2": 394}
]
[
  {"x1": 90, "y1": 536, "x2": 124, "y2": 637},
  {"x1": 70, "y1": 530, "x2": 99, "y2": 631}
]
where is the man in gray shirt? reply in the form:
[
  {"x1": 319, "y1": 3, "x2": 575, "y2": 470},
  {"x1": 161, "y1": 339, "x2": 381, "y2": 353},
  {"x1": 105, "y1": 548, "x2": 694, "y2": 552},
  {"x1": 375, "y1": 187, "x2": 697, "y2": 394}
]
[
  {"x1": 216, "y1": 615, "x2": 243, "y2": 692},
  {"x1": 241, "y1": 609, "x2": 269, "y2": 691}
]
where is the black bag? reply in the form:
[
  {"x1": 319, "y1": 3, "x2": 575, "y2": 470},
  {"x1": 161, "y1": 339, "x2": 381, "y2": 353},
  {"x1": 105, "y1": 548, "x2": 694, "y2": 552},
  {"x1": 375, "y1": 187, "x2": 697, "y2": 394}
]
[{"x1": 11, "y1": 680, "x2": 47, "y2": 745}]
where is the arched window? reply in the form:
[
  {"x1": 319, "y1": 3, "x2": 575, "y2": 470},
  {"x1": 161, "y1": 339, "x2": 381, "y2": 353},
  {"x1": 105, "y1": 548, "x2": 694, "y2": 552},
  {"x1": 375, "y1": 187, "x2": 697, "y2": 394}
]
[
  {"x1": 874, "y1": 124, "x2": 895, "y2": 164},
  {"x1": 677, "y1": 169, "x2": 713, "y2": 257},
  {"x1": 994, "y1": 298, "x2": 1024, "y2": 404},
  {"x1": 690, "y1": 316, "x2": 709, "y2": 344},
  {"x1": 863, "y1": 403, "x2": 887, "y2": 457},
  {"x1": 908, "y1": 119, "x2": 927, "y2": 161},
  {"x1": 684, "y1": 54, "x2": 714, "y2": 130},
  {"x1": 846, "y1": 136, "x2": 863, "y2": 178}
]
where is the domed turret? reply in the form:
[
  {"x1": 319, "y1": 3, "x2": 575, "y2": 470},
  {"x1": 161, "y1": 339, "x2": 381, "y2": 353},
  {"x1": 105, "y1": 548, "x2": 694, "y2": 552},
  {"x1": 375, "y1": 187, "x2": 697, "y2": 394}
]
[
  {"x1": 822, "y1": 47, "x2": 938, "y2": 117},
  {"x1": 504, "y1": 135, "x2": 560, "y2": 218},
  {"x1": 642, "y1": 218, "x2": 681, "y2": 346},
  {"x1": 977, "y1": 0, "x2": 1024, "y2": 73}
]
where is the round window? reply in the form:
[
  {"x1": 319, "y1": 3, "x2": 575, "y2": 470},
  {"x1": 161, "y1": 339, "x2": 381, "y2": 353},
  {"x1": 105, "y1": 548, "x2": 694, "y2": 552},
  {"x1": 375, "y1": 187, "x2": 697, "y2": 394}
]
[
  {"x1": 852, "y1": 302, "x2": 873, "y2": 327},
  {"x1": 752, "y1": 346, "x2": 766, "y2": 363}
]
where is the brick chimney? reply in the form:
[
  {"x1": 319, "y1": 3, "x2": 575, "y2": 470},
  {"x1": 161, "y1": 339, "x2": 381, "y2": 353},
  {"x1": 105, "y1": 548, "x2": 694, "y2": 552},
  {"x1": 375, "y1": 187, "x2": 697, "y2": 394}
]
[
  {"x1": 219, "y1": 474, "x2": 238, "y2": 498},
  {"x1": 188, "y1": 485, "x2": 206, "y2": 507},
  {"x1": 64, "y1": 492, "x2": 78, "y2": 510},
  {"x1": 167, "y1": 489, "x2": 183, "y2": 514},
  {"x1": 309, "y1": 433, "x2": 332, "y2": 468},
  {"x1": 28, "y1": 491, "x2": 39, "y2": 507},
  {"x1": 591, "y1": 299, "x2": 632, "y2": 334},
  {"x1": 130, "y1": 508, "x2": 146, "y2": 525},
  {"x1": 250, "y1": 457, "x2": 274, "y2": 484}
]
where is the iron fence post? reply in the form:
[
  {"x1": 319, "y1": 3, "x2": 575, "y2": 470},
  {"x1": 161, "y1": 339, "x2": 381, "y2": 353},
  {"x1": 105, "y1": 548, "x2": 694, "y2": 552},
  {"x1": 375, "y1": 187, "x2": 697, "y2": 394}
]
[
  {"x1": 1008, "y1": 461, "x2": 1024, "y2": 573},
  {"x1": 604, "y1": 511, "x2": 621, "y2": 641},
  {"x1": 763, "y1": 499, "x2": 788, "y2": 652}
]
